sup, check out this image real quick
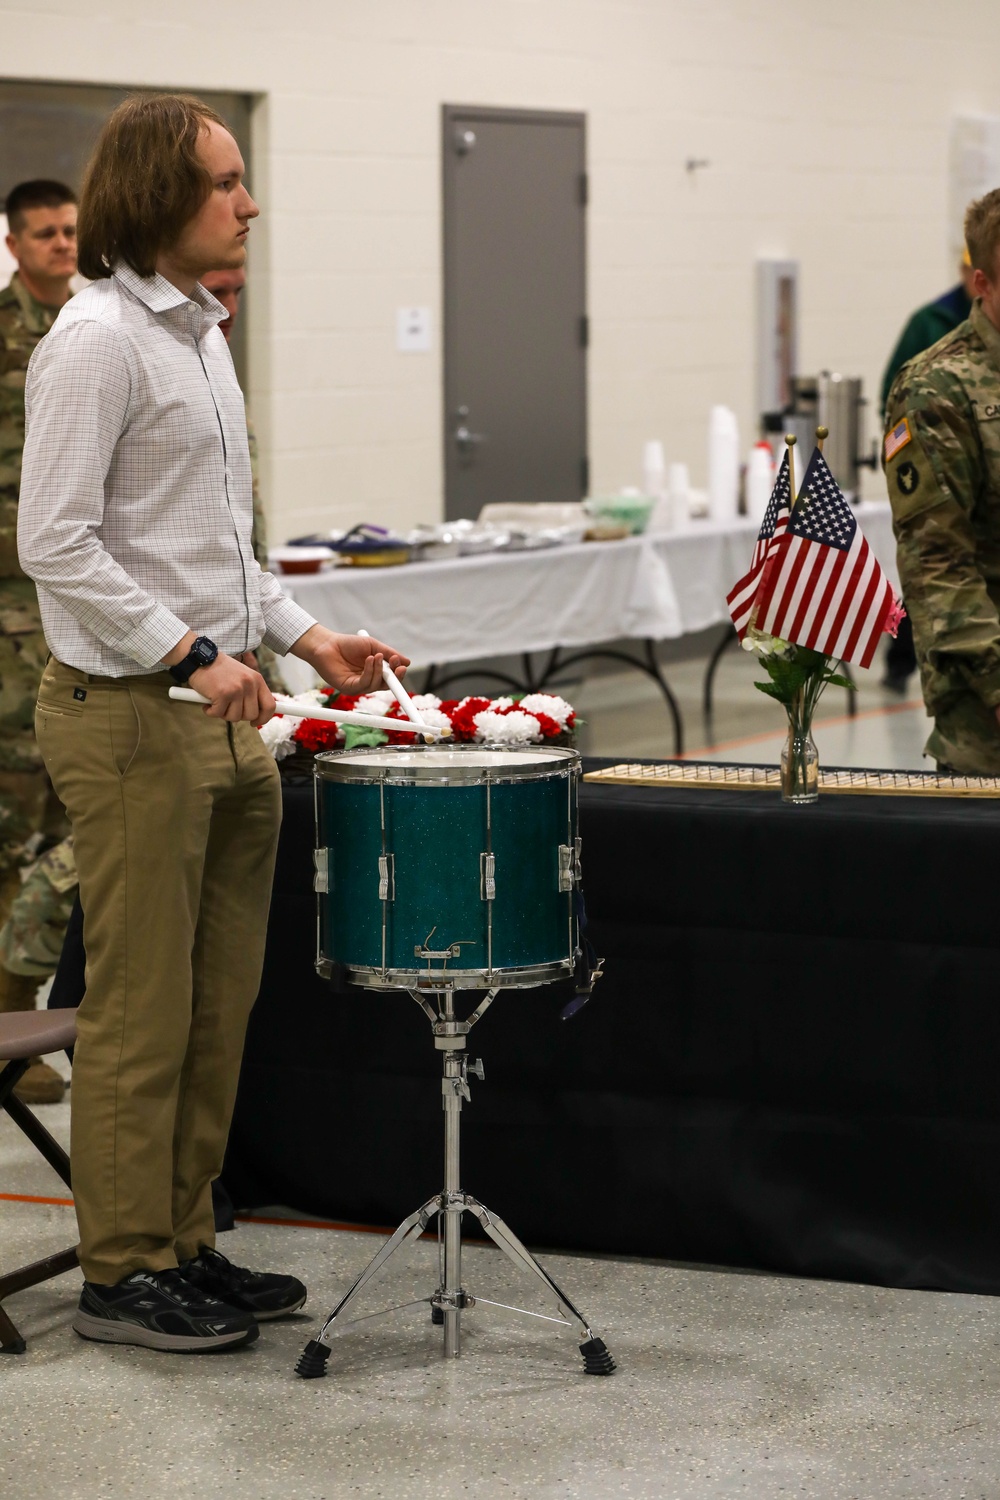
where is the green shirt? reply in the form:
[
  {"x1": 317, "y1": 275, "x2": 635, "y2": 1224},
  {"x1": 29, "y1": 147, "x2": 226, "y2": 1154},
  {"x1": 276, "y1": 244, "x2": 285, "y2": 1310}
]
[{"x1": 880, "y1": 284, "x2": 972, "y2": 416}]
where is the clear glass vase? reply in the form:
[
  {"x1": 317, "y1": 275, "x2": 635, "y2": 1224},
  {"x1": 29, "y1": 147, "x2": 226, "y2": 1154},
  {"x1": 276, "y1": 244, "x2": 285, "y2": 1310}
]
[{"x1": 781, "y1": 695, "x2": 819, "y2": 804}]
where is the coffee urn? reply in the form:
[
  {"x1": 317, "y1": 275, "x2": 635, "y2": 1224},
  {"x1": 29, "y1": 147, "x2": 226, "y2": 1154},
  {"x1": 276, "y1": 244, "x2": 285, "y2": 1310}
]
[{"x1": 764, "y1": 373, "x2": 877, "y2": 500}]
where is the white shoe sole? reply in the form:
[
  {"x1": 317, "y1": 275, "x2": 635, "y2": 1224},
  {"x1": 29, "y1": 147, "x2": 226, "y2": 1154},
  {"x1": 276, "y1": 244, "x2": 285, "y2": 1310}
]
[
  {"x1": 252, "y1": 1292, "x2": 307, "y2": 1322},
  {"x1": 73, "y1": 1310, "x2": 258, "y2": 1352}
]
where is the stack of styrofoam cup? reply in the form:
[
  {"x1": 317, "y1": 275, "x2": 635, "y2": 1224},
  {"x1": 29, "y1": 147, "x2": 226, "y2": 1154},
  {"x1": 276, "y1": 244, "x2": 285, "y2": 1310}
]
[
  {"x1": 643, "y1": 440, "x2": 675, "y2": 531},
  {"x1": 708, "y1": 406, "x2": 740, "y2": 523}
]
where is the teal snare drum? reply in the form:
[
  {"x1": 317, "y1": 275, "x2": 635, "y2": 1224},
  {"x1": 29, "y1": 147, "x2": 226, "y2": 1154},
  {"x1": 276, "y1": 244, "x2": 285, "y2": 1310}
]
[{"x1": 314, "y1": 746, "x2": 582, "y2": 988}]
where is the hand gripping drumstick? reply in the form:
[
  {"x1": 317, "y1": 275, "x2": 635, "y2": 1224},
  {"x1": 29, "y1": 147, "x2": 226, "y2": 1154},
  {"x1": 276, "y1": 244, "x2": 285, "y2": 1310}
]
[
  {"x1": 357, "y1": 628, "x2": 426, "y2": 727},
  {"x1": 167, "y1": 686, "x2": 444, "y2": 739}
]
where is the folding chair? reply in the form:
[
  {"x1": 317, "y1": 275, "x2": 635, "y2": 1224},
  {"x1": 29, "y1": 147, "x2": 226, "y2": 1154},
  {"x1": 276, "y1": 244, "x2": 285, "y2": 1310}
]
[{"x1": 0, "y1": 1008, "x2": 78, "y2": 1353}]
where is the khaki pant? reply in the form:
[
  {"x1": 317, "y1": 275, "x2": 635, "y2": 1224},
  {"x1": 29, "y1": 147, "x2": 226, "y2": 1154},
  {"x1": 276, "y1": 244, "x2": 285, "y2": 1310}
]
[{"x1": 35, "y1": 659, "x2": 281, "y2": 1285}]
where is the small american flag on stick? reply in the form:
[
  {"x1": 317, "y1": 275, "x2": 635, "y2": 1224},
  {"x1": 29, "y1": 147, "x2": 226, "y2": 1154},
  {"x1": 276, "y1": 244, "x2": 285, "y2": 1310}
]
[
  {"x1": 750, "y1": 447, "x2": 895, "y2": 668},
  {"x1": 726, "y1": 452, "x2": 791, "y2": 638}
]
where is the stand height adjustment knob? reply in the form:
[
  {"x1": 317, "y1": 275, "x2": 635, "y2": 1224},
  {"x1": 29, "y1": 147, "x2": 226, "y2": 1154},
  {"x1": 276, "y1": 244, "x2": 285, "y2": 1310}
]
[{"x1": 467, "y1": 1058, "x2": 484, "y2": 1083}]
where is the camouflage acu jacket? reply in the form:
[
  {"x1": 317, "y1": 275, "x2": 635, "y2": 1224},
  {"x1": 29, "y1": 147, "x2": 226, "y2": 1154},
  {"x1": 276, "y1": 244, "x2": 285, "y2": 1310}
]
[
  {"x1": 885, "y1": 299, "x2": 1000, "y2": 773},
  {"x1": 0, "y1": 274, "x2": 62, "y2": 586}
]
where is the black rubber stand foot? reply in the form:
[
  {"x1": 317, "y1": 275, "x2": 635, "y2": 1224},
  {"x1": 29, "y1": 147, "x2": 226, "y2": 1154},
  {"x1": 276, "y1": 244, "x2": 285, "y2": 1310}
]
[
  {"x1": 295, "y1": 1339, "x2": 331, "y2": 1379},
  {"x1": 580, "y1": 1337, "x2": 616, "y2": 1375},
  {"x1": 1, "y1": 1337, "x2": 27, "y2": 1355},
  {"x1": 430, "y1": 1305, "x2": 444, "y2": 1325}
]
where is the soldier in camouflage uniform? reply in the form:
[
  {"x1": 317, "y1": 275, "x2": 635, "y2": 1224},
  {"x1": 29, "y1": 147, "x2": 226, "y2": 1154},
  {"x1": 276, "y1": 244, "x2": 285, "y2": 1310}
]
[
  {"x1": 0, "y1": 180, "x2": 78, "y2": 1102},
  {"x1": 0, "y1": 834, "x2": 76, "y2": 977},
  {"x1": 885, "y1": 187, "x2": 1000, "y2": 776}
]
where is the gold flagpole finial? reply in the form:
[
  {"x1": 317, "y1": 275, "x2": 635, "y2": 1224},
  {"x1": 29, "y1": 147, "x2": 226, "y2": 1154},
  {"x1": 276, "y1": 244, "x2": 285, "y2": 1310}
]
[{"x1": 816, "y1": 425, "x2": 829, "y2": 452}]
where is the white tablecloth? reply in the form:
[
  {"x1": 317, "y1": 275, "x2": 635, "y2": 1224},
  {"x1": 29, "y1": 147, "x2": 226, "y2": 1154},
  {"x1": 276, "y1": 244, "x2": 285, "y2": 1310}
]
[{"x1": 276, "y1": 500, "x2": 898, "y2": 674}]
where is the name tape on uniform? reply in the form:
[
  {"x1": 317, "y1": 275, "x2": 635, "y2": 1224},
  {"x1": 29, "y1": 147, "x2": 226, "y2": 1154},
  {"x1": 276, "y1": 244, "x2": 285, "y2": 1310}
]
[{"x1": 884, "y1": 418, "x2": 912, "y2": 462}]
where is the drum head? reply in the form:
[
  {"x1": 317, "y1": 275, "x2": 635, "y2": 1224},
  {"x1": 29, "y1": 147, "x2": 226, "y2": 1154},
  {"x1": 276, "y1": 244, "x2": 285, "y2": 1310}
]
[{"x1": 315, "y1": 745, "x2": 579, "y2": 783}]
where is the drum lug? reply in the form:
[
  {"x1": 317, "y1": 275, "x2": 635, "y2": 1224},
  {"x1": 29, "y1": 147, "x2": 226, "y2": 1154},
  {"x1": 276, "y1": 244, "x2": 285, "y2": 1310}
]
[
  {"x1": 378, "y1": 854, "x2": 395, "y2": 903},
  {"x1": 313, "y1": 847, "x2": 329, "y2": 894},
  {"x1": 480, "y1": 852, "x2": 496, "y2": 901},
  {"x1": 558, "y1": 842, "x2": 582, "y2": 892}
]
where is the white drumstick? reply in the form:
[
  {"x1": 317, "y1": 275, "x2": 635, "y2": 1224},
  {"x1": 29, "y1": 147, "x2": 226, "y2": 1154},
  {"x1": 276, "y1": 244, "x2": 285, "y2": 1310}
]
[
  {"x1": 167, "y1": 686, "x2": 443, "y2": 738},
  {"x1": 357, "y1": 628, "x2": 425, "y2": 726}
]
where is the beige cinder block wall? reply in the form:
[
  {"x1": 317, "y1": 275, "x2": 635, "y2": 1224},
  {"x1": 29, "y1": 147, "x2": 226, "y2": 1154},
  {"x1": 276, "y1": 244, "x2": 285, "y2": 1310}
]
[{"x1": 2, "y1": 0, "x2": 998, "y2": 544}]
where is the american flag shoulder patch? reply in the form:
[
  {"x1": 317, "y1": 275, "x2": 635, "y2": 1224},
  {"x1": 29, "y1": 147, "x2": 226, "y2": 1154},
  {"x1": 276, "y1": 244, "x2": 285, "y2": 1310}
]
[{"x1": 884, "y1": 418, "x2": 912, "y2": 462}]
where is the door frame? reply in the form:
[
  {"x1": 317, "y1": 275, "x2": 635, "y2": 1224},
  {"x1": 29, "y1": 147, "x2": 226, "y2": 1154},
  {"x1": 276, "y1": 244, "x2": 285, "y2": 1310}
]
[{"x1": 441, "y1": 103, "x2": 588, "y2": 518}]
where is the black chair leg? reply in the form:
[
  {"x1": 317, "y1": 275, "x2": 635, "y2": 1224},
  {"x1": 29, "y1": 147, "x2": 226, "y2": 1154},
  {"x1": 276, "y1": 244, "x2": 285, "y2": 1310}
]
[
  {"x1": 3, "y1": 1091, "x2": 72, "y2": 1188},
  {"x1": 0, "y1": 1247, "x2": 79, "y2": 1354},
  {"x1": 0, "y1": 1056, "x2": 77, "y2": 1352}
]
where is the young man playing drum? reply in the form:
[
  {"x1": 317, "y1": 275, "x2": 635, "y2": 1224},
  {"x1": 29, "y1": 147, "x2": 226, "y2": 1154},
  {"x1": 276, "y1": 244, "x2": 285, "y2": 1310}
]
[{"x1": 17, "y1": 93, "x2": 409, "y2": 1353}]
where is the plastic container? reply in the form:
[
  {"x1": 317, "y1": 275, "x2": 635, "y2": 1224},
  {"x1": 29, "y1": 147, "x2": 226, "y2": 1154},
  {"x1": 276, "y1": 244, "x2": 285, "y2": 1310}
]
[{"x1": 745, "y1": 442, "x2": 776, "y2": 526}]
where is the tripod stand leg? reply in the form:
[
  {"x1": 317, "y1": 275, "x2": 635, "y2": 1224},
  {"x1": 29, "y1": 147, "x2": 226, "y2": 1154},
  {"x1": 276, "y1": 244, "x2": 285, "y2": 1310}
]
[
  {"x1": 462, "y1": 1198, "x2": 616, "y2": 1375},
  {"x1": 295, "y1": 1196, "x2": 440, "y2": 1379}
]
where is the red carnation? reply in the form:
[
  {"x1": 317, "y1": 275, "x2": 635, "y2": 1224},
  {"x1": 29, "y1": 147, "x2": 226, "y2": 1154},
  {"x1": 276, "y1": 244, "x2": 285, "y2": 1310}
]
[
  {"x1": 449, "y1": 696, "x2": 491, "y2": 741},
  {"x1": 293, "y1": 719, "x2": 342, "y2": 753},
  {"x1": 533, "y1": 711, "x2": 561, "y2": 739}
]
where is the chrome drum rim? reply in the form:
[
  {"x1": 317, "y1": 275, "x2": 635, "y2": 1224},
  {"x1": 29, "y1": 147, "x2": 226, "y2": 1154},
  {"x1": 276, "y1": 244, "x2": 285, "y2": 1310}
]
[{"x1": 315, "y1": 744, "x2": 580, "y2": 786}]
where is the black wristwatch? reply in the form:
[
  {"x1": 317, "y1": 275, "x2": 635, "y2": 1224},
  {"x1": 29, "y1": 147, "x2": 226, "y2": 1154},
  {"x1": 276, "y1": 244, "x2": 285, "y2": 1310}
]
[{"x1": 168, "y1": 635, "x2": 219, "y2": 684}]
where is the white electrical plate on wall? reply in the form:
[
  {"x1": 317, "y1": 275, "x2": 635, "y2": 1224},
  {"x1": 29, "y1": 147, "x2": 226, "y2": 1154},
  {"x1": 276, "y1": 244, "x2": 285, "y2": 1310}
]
[{"x1": 396, "y1": 305, "x2": 432, "y2": 352}]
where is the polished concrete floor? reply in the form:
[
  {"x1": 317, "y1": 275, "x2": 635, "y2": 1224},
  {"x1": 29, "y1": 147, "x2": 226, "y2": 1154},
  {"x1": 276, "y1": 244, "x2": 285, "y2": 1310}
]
[
  {"x1": 5, "y1": 643, "x2": 986, "y2": 1500},
  {"x1": 5, "y1": 1091, "x2": 1000, "y2": 1500}
]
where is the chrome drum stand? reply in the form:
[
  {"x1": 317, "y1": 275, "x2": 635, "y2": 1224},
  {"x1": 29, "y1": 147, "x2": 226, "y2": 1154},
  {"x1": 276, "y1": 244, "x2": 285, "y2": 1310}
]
[{"x1": 295, "y1": 983, "x2": 615, "y2": 1379}]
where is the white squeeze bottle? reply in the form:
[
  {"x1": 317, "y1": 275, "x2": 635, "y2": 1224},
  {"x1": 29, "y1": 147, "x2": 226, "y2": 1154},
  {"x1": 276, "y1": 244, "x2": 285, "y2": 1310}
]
[{"x1": 746, "y1": 441, "x2": 776, "y2": 525}]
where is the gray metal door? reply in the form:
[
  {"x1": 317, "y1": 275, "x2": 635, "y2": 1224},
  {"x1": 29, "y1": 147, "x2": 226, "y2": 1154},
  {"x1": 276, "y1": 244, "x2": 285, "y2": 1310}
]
[{"x1": 442, "y1": 106, "x2": 587, "y2": 521}]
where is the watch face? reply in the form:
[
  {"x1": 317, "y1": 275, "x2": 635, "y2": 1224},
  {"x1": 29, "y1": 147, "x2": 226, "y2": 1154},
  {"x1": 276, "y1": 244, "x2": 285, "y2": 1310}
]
[{"x1": 194, "y1": 637, "x2": 217, "y2": 666}]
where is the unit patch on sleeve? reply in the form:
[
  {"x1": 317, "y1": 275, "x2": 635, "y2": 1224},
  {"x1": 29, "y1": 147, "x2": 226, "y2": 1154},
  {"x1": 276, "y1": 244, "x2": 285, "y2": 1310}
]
[
  {"x1": 896, "y1": 461, "x2": 919, "y2": 496},
  {"x1": 884, "y1": 418, "x2": 912, "y2": 462}
]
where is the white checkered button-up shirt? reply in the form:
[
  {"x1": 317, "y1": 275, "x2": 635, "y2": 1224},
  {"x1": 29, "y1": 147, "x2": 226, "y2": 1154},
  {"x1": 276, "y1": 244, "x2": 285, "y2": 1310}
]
[{"x1": 18, "y1": 263, "x2": 315, "y2": 677}]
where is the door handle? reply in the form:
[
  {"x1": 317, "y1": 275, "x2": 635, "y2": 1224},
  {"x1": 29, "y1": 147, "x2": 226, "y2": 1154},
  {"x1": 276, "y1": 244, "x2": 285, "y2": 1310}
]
[{"x1": 455, "y1": 423, "x2": 487, "y2": 453}]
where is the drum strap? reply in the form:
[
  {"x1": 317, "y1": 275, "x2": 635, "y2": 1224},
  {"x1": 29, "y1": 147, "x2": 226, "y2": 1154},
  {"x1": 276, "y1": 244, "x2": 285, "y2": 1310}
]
[{"x1": 560, "y1": 887, "x2": 604, "y2": 1021}]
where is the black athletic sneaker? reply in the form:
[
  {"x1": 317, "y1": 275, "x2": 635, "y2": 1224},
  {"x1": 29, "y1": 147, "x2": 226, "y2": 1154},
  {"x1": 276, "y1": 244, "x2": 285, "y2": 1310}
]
[
  {"x1": 73, "y1": 1268, "x2": 259, "y2": 1352},
  {"x1": 179, "y1": 1245, "x2": 307, "y2": 1320}
]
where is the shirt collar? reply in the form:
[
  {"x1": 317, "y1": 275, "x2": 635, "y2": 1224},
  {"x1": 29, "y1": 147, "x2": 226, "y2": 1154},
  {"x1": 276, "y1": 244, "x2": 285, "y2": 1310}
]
[{"x1": 112, "y1": 262, "x2": 228, "y2": 333}]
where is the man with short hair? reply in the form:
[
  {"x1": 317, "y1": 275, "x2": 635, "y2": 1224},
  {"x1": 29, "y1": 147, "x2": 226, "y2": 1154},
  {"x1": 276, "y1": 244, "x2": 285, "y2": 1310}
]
[
  {"x1": 0, "y1": 179, "x2": 78, "y2": 1104},
  {"x1": 885, "y1": 187, "x2": 1000, "y2": 774},
  {"x1": 19, "y1": 93, "x2": 409, "y2": 1353}
]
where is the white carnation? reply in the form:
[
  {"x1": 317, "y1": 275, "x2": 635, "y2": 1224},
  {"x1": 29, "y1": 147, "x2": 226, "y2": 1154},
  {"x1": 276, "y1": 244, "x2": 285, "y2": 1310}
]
[
  {"x1": 741, "y1": 630, "x2": 790, "y2": 658},
  {"x1": 393, "y1": 706, "x2": 453, "y2": 739},
  {"x1": 407, "y1": 693, "x2": 442, "y2": 711},
  {"x1": 258, "y1": 714, "x2": 299, "y2": 761},
  {"x1": 287, "y1": 688, "x2": 329, "y2": 708},
  {"x1": 517, "y1": 693, "x2": 574, "y2": 729},
  {"x1": 355, "y1": 689, "x2": 396, "y2": 717},
  {"x1": 488, "y1": 696, "x2": 515, "y2": 710},
  {"x1": 473, "y1": 709, "x2": 542, "y2": 744}
]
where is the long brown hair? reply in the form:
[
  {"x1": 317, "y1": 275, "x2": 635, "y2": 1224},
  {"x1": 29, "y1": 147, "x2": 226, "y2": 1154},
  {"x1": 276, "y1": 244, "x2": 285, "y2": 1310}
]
[{"x1": 77, "y1": 93, "x2": 228, "y2": 280}]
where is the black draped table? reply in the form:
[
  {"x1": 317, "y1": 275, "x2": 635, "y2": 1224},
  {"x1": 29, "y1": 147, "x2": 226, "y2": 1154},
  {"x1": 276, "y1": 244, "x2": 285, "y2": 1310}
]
[{"x1": 222, "y1": 764, "x2": 1000, "y2": 1296}]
